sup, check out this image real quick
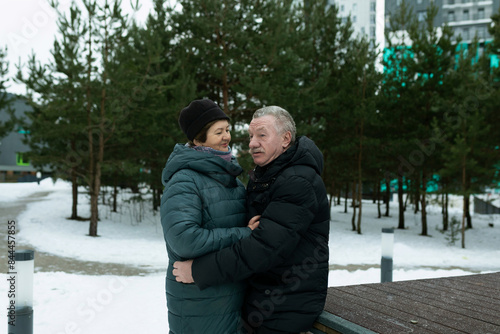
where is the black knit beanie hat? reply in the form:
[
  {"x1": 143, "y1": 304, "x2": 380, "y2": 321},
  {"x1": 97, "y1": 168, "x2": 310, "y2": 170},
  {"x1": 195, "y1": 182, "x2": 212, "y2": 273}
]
[{"x1": 178, "y1": 99, "x2": 230, "y2": 141}]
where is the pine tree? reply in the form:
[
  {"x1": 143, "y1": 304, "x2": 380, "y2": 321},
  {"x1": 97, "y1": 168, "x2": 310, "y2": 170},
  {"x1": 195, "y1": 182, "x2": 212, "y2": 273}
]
[
  {"x1": 406, "y1": 3, "x2": 455, "y2": 236},
  {"x1": 294, "y1": 1, "x2": 360, "y2": 217},
  {"x1": 325, "y1": 33, "x2": 380, "y2": 234},
  {"x1": 16, "y1": 2, "x2": 89, "y2": 220},
  {"x1": 488, "y1": 6, "x2": 500, "y2": 186},
  {"x1": 167, "y1": 0, "x2": 307, "y2": 170},
  {"x1": 80, "y1": 0, "x2": 142, "y2": 236},
  {"x1": 0, "y1": 46, "x2": 14, "y2": 142},
  {"x1": 349, "y1": 40, "x2": 382, "y2": 234},
  {"x1": 18, "y1": 0, "x2": 136, "y2": 235},
  {"x1": 439, "y1": 39, "x2": 498, "y2": 248},
  {"x1": 167, "y1": 0, "x2": 259, "y2": 122},
  {"x1": 104, "y1": 0, "x2": 196, "y2": 211},
  {"x1": 381, "y1": 0, "x2": 417, "y2": 229},
  {"x1": 244, "y1": 0, "x2": 308, "y2": 117}
]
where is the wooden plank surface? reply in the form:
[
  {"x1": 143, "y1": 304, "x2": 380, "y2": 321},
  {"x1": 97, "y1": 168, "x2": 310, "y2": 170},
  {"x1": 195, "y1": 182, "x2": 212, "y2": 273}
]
[{"x1": 320, "y1": 272, "x2": 500, "y2": 334}]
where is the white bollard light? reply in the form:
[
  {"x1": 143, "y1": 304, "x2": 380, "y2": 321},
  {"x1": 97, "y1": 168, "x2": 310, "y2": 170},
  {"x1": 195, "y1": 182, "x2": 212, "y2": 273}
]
[
  {"x1": 381, "y1": 228, "x2": 394, "y2": 283},
  {"x1": 8, "y1": 249, "x2": 34, "y2": 334}
]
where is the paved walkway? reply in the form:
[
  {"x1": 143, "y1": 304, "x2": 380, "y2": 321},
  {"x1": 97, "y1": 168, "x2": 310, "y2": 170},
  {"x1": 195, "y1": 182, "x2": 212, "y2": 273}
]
[{"x1": 1, "y1": 191, "x2": 160, "y2": 276}]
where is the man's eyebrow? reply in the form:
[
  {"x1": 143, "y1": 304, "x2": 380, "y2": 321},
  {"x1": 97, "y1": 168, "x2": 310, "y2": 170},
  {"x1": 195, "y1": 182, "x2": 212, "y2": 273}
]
[{"x1": 252, "y1": 126, "x2": 267, "y2": 132}]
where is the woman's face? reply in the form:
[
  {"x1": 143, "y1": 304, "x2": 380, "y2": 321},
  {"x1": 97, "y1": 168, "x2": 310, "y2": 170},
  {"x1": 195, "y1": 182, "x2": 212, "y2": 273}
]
[{"x1": 194, "y1": 120, "x2": 231, "y2": 151}]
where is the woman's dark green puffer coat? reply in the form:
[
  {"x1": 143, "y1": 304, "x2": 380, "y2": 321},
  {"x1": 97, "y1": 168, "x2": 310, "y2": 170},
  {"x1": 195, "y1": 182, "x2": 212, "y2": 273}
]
[{"x1": 160, "y1": 144, "x2": 251, "y2": 334}]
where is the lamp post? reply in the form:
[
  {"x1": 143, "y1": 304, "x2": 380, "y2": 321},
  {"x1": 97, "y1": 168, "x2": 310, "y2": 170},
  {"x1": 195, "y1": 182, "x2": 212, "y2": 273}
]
[
  {"x1": 381, "y1": 228, "x2": 394, "y2": 283},
  {"x1": 8, "y1": 250, "x2": 34, "y2": 334}
]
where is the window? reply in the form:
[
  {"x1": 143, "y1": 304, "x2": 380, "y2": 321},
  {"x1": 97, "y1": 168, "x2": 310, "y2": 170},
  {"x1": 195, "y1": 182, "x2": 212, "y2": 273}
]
[
  {"x1": 353, "y1": 15, "x2": 357, "y2": 23},
  {"x1": 361, "y1": 27, "x2": 366, "y2": 34},
  {"x1": 448, "y1": 11, "x2": 455, "y2": 22},
  {"x1": 370, "y1": 14, "x2": 376, "y2": 24},
  {"x1": 478, "y1": 8, "x2": 485, "y2": 20},
  {"x1": 370, "y1": 26, "x2": 376, "y2": 38},
  {"x1": 477, "y1": 26, "x2": 487, "y2": 39},
  {"x1": 478, "y1": 44, "x2": 485, "y2": 57},
  {"x1": 462, "y1": 28, "x2": 469, "y2": 40},
  {"x1": 396, "y1": 0, "x2": 402, "y2": 6},
  {"x1": 341, "y1": 4, "x2": 345, "y2": 12},
  {"x1": 418, "y1": 11, "x2": 426, "y2": 22},
  {"x1": 370, "y1": 1, "x2": 376, "y2": 12},
  {"x1": 463, "y1": 10, "x2": 469, "y2": 21},
  {"x1": 448, "y1": 0, "x2": 454, "y2": 4},
  {"x1": 353, "y1": 3, "x2": 357, "y2": 11},
  {"x1": 16, "y1": 153, "x2": 30, "y2": 166},
  {"x1": 417, "y1": 0, "x2": 423, "y2": 4}
]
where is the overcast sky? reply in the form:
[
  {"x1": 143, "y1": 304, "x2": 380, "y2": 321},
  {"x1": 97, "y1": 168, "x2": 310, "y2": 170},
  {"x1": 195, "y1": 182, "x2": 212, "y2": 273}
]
[{"x1": 0, "y1": 0, "x2": 154, "y2": 95}]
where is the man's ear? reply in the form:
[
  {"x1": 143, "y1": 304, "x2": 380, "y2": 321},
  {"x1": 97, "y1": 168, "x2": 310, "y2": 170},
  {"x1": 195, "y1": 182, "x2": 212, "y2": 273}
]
[{"x1": 282, "y1": 131, "x2": 292, "y2": 149}]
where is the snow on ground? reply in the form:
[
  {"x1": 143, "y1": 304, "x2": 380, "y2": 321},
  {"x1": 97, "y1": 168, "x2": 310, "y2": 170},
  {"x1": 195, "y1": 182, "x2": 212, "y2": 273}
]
[
  {"x1": 29, "y1": 272, "x2": 166, "y2": 334},
  {"x1": 329, "y1": 198, "x2": 500, "y2": 274},
  {"x1": 1, "y1": 179, "x2": 499, "y2": 333},
  {"x1": 0, "y1": 178, "x2": 69, "y2": 202},
  {"x1": 13, "y1": 179, "x2": 167, "y2": 269}
]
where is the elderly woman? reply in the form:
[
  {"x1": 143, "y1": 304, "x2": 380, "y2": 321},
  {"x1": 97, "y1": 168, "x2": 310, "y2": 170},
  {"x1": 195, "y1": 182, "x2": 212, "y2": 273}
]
[{"x1": 160, "y1": 99, "x2": 259, "y2": 334}]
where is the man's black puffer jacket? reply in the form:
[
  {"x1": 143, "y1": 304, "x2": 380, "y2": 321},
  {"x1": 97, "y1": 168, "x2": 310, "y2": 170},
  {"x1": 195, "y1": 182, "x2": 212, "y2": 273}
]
[{"x1": 192, "y1": 136, "x2": 330, "y2": 333}]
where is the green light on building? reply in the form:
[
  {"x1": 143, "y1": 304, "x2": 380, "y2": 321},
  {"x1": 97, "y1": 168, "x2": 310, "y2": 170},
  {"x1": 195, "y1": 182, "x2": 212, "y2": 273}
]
[{"x1": 16, "y1": 153, "x2": 30, "y2": 166}]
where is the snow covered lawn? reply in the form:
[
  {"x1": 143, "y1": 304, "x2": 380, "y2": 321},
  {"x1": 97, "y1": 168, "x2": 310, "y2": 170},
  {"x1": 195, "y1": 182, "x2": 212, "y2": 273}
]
[{"x1": 1, "y1": 179, "x2": 499, "y2": 333}]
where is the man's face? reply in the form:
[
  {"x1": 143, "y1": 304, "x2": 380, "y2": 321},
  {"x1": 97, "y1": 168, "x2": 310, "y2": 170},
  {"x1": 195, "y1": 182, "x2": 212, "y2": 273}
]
[{"x1": 248, "y1": 115, "x2": 290, "y2": 167}]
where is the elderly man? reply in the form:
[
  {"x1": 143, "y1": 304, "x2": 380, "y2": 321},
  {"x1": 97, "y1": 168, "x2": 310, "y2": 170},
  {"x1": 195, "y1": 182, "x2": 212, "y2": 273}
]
[{"x1": 173, "y1": 106, "x2": 330, "y2": 334}]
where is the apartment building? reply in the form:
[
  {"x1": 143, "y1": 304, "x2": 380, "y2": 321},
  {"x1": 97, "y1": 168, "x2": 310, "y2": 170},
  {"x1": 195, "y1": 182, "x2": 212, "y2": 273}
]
[
  {"x1": 443, "y1": 0, "x2": 499, "y2": 42},
  {"x1": 330, "y1": 0, "x2": 386, "y2": 52},
  {"x1": 385, "y1": 0, "x2": 500, "y2": 43}
]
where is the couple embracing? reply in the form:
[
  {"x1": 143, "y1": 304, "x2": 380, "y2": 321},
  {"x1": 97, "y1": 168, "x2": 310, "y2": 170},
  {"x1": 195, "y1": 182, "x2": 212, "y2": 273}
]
[{"x1": 160, "y1": 99, "x2": 330, "y2": 334}]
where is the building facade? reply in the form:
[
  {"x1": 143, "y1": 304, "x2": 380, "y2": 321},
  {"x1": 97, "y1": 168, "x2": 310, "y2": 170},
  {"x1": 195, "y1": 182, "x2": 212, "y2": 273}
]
[
  {"x1": 0, "y1": 94, "x2": 37, "y2": 182},
  {"x1": 443, "y1": 0, "x2": 499, "y2": 43},
  {"x1": 330, "y1": 0, "x2": 386, "y2": 52},
  {"x1": 385, "y1": 0, "x2": 500, "y2": 44}
]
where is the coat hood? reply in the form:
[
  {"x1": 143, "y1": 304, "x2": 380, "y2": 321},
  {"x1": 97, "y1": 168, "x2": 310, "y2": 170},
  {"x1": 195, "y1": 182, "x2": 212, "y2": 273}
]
[
  {"x1": 162, "y1": 144, "x2": 243, "y2": 187},
  {"x1": 252, "y1": 136, "x2": 324, "y2": 182}
]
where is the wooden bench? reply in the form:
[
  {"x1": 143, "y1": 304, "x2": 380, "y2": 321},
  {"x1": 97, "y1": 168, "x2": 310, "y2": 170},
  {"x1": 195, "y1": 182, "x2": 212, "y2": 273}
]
[{"x1": 311, "y1": 272, "x2": 500, "y2": 333}]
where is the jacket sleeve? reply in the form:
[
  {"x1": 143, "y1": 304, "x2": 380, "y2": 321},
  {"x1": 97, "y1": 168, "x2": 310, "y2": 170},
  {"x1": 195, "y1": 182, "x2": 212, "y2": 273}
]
[
  {"x1": 192, "y1": 174, "x2": 318, "y2": 289},
  {"x1": 161, "y1": 171, "x2": 251, "y2": 260}
]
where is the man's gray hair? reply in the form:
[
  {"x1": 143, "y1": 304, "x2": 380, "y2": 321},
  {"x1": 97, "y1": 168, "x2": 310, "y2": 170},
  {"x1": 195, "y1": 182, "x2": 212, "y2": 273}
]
[{"x1": 253, "y1": 106, "x2": 296, "y2": 144}]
